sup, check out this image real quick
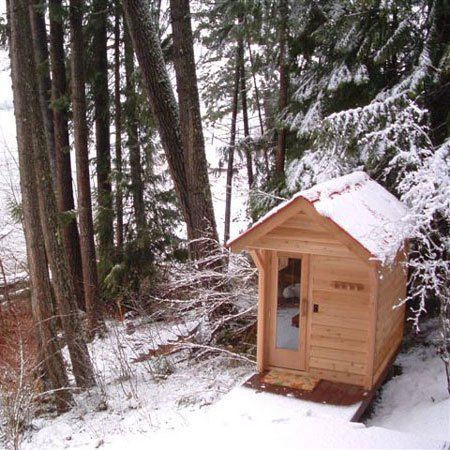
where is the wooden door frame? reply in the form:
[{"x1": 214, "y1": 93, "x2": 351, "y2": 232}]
[{"x1": 267, "y1": 251, "x2": 310, "y2": 371}]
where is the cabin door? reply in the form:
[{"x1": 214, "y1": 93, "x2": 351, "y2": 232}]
[{"x1": 267, "y1": 253, "x2": 309, "y2": 371}]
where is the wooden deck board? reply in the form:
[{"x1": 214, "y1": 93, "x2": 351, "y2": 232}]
[{"x1": 244, "y1": 372, "x2": 369, "y2": 407}]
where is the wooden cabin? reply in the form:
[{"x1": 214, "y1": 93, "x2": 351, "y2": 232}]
[{"x1": 228, "y1": 172, "x2": 410, "y2": 390}]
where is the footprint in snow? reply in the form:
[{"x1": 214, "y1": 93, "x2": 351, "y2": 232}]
[{"x1": 272, "y1": 417, "x2": 289, "y2": 424}]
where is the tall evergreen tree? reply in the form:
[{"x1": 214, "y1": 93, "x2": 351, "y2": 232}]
[
  {"x1": 10, "y1": 0, "x2": 96, "y2": 389},
  {"x1": 274, "y1": 0, "x2": 289, "y2": 178},
  {"x1": 69, "y1": 0, "x2": 104, "y2": 338},
  {"x1": 124, "y1": 22, "x2": 146, "y2": 239},
  {"x1": 92, "y1": 0, "x2": 114, "y2": 280},
  {"x1": 223, "y1": 52, "x2": 240, "y2": 243},
  {"x1": 8, "y1": 0, "x2": 72, "y2": 410},
  {"x1": 122, "y1": 0, "x2": 219, "y2": 260},
  {"x1": 237, "y1": 21, "x2": 254, "y2": 189},
  {"x1": 49, "y1": 0, "x2": 85, "y2": 312},
  {"x1": 29, "y1": 0, "x2": 56, "y2": 180},
  {"x1": 169, "y1": 0, "x2": 219, "y2": 256},
  {"x1": 114, "y1": 1, "x2": 124, "y2": 257}
]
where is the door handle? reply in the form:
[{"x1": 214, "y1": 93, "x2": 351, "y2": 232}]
[{"x1": 301, "y1": 299, "x2": 308, "y2": 317}]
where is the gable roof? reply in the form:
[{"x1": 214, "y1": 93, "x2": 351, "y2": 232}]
[{"x1": 227, "y1": 171, "x2": 410, "y2": 263}]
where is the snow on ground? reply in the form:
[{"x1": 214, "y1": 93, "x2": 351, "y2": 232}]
[
  {"x1": 19, "y1": 316, "x2": 252, "y2": 449},
  {"x1": 106, "y1": 387, "x2": 446, "y2": 450},
  {"x1": 368, "y1": 324, "x2": 450, "y2": 442},
  {"x1": 15, "y1": 316, "x2": 449, "y2": 449}
]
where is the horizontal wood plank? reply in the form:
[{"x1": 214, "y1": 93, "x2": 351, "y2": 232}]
[
  {"x1": 313, "y1": 300, "x2": 370, "y2": 321},
  {"x1": 249, "y1": 237, "x2": 354, "y2": 258},
  {"x1": 309, "y1": 368, "x2": 366, "y2": 386},
  {"x1": 310, "y1": 345, "x2": 367, "y2": 364},
  {"x1": 311, "y1": 324, "x2": 368, "y2": 342},
  {"x1": 309, "y1": 356, "x2": 366, "y2": 375},
  {"x1": 312, "y1": 289, "x2": 370, "y2": 305},
  {"x1": 266, "y1": 227, "x2": 339, "y2": 244},
  {"x1": 312, "y1": 312, "x2": 368, "y2": 331},
  {"x1": 310, "y1": 334, "x2": 368, "y2": 352}
]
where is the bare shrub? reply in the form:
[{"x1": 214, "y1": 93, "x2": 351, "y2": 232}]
[
  {"x1": 145, "y1": 241, "x2": 258, "y2": 362},
  {"x1": 0, "y1": 305, "x2": 39, "y2": 450}
]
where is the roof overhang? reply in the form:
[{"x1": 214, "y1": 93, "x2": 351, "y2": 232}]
[{"x1": 227, "y1": 196, "x2": 374, "y2": 263}]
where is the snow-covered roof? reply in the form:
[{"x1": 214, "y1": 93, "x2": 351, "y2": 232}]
[{"x1": 227, "y1": 171, "x2": 410, "y2": 263}]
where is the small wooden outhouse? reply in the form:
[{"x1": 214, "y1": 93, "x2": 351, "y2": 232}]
[{"x1": 228, "y1": 172, "x2": 409, "y2": 389}]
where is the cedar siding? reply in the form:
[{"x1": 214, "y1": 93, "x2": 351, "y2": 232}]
[
  {"x1": 308, "y1": 255, "x2": 370, "y2": 387},
  {"x1": 228, "y1": 173, "x2": 409, "y2": 390},
  {"x1": 373, "y1": 255, "x2": 407, "y2": 384},
  {"x1": 250, "y1": 211, "x2": 355, "y2": 259}
]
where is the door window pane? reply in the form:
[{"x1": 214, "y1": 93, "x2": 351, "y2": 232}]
[{"x1": 275, "y1": 257, "x2": 301, "y2": 350}]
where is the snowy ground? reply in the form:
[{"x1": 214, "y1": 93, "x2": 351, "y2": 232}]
[
  {"x1": 368, "y1": 324, "x2": 450, "y2": 442},
  {"x1": 10, "y1": 316, "x2": 448, "y2": 450},
  {"x1": 106, "y1": 388, "x2": 446, "y2": 450}
]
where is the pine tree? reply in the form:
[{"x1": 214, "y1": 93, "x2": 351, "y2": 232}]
[
  {"x1": 92, "y1": 0, "x2": 114, "y2": 280},
  {"x1": 48, "y1": 0, "x2": 86, "y2": 312},
  {"x1": 10, "y1": 0, "x2": 96, "y2": 389},
  {"x1": 224, "y1": 51, "x2": 240, "y2": 243},
  {"x1": 274, "y1": 0, "x2": 289, "y2": 178},
  {"x1": 114, "y1": 0, "x2": 124, "y2": 257},
  {"x1": 9, "y1": 0, "x2": 72, "y2": 410},
  {"x1": 29, "y1": 0, "x2": 56, "y2": 181},
  {"x1": 122, "y1": 0, "x2": 219, "y2": 260},
  {"x1": 169, "y1": 0, "x2": 219, "y2": 257},
  {"x1": 69, "y1": 0, "x2": 104, "y2": 339},
  {"x1": 124, "y1": 22, "x2": 146, "y2": 240}
]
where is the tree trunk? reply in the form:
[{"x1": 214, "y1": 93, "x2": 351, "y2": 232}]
[
  {"x1": 275, "y1": 0, "x2": 289, "y2": 178},
  {"x1": 169, "y1": 0, "x2": 219, "y2": 257},
  {"x1": 237, "y1": 31, "x2": 254, "y2": 189},
  {"x1": 92, "y1": 0, "x2": 114, "y2": 280},
  {"x1": 9, "y1": 0, "x2": 95, "y2": 391},
  {"x1": 114, "y1": 1, "x2": 124, "y2": 257},
  {"x1": 246, "y1": 37, "x2": 269, "y2": 175},
  {"x1": 427, "y1": 0, "x2": 450, "y2": 147},
  {"x1": 69, "y1": 0, "x2": 103, "y2": 339},
  {"x1": 28, "y1": 0, "x2": 56, "y2": 181},
  {"x1": 7, "y1": 14, "x2": 71, "y2": 405},
  {"x1": 246, "y1": 39, "x2": 264, "y2": 137},
  {"x1": 124, "y1": 23, "x2": 146, "y2": 237},
  {"x1": 224, "y1": 54, "x2": 240, "y2": 244},
  {"x1": 48, "y1": 0, "x2": 85, "y2": 312},
  {"x1": 122, "y1": 0, "x2": 219, "y2": 260}
]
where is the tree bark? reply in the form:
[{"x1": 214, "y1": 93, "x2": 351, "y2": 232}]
[
  {"x1": 169, "y1": 0, "x2": 219, "y2": 256},
  {"x1": 69, "y1": 0, "x2": 103, "y2": 339},
  {"x1": 237, "y1": 31, "x2": 254, "y2": 189},
  {"x1": 28, "y1": 0, "x2": 56, "y2": 181},
  {"x1": 114, "y1": 2, "x2": 124, "y2": 257},
  {"x1": 275, "y1": 0, "x2": 289, "y2": 178},
  {"x1": 427, "y1": 0, "x2": 450, "y2": 147},
  {"x1": 92, "y1": 0, "x2": 114, "y2": 280},
  {"x1": 124, "y1": 23, "x2": 146, "y2": 237},
  {"x1": 122, "y1": 0, "x2": 219, "y2": 259},
  {"x1": 224, "y1": 54, "x2": 240, "y2": 244},
  {"x1": 48, "y1": 0, "x2": 85, "y2": 312},
  {"x1": 246, "y1": 39, "x2": 264, "y2": 137},
  {"x1": 10, "y1": 0, "x2": 95, "y2": 391},
  {"x1": 246, "y1": 36, "x2": 270, "y2": 175},
  {"x1": 9, "y1": 3, "x2": 72, "y2": 404}
]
